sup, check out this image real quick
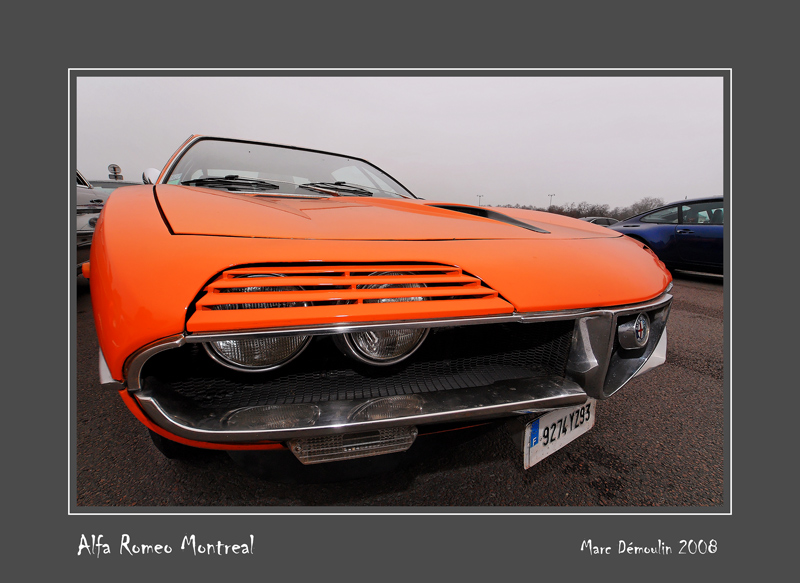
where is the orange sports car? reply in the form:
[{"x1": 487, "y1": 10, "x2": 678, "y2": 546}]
[{"x1": 86, "y1": 135, "x2": 672, "y2": 470}]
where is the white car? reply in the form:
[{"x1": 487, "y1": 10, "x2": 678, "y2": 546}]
[
  {"x1": 76, "y1": 171, "x2": 137, "y2": 274},
  {"x1": 76, "y1": 171, "x2": 104, "y2": 274}
]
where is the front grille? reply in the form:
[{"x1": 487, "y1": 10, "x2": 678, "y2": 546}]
[{"x1": 140, "y1": 321, "x2": 574, "y2": 411}]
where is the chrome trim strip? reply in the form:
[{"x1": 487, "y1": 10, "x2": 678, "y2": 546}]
[
  {"x1": 98, "y1": 348, "x2": 124, "y2": 390},
  {"x1": 133, "y1": 376, "x2": 588, "y2": 443},
  {"x1": 634, "y1": 328, "x2": 667, "y2": 378},
  {"x1": 183, "y1": 292, "x2": 672, "y2": 343},
  {"x1": 158, "y1": 135, "x2": 204, "y2": 184},
  {"x1": 597, "y1": 298, "x2": 671, "y2": 398},
  {"x1": 188, "y1": 314, "x2": 525, "y2": 342},
  {"x1": 125, "y1": 335, "x2": 185, "y2": 391}
]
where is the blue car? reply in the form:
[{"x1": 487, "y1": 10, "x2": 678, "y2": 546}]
[{"x1": 609, "y1": 196, "x2": 723, "y2": 274}]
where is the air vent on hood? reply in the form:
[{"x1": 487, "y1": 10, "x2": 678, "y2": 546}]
[
  {"x1": 428, "y1": 205, "x2": 550, "y2": 234},
  {"x1": 186, "y1": 263, "x2": 515, "y2": 333}
]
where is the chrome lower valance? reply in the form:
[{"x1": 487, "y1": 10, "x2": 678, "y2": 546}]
[{"x1": 135, "y1": 375, "x2": 587, "y2": 443}]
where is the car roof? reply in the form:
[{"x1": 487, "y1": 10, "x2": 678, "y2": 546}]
[
  {"x1": 91, "y1": 180, "x2": 139, "y2": 187},
  {"x1": 620, "y1": 196, "x2": 723, "y2": 221},
  {"x1": 666, "y1": 196, "x2": 723, "y2": 205}
]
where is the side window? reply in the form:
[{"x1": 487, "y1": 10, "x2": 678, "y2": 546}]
[
  {"x1": 641, "y1": 206, "x2": 679, "y2": 224},
  {"x1": 681, "y1": 201, "x2": 724, "y2": 225}
]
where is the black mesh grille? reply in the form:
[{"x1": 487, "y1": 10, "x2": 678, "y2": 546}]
[{"x1": 141, "y1": 321, "x2": 574, "y2": 411}]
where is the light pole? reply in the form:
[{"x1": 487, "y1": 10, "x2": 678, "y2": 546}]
[
  {"x1": 477, "y1": 195, "x2": 484, "y2": 207},
  {"x1": 547, "y1": 193, "x2": 555, "y2": 210}
]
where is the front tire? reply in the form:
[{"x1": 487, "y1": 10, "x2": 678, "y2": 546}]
[{"x1": 148, "y1": 429, "x2": 197, "y2": 459}]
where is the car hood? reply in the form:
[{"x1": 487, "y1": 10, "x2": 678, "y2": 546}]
[{"x1": 155, "y1": 185, "x2": 620, "y2": 241}]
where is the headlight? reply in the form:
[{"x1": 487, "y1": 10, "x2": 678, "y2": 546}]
[
  {"x1": 204, "y1": 335, "x2": 311, "y2": 372},
  {"x1": 338, "y1": 327, "x2": 430, "y2": 365},
  {"x1": 337, "y1": 271, "x2": 430, "y2": 365}
]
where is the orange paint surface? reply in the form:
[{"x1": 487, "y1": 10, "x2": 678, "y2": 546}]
[
  {"x1": 156, "y1": 184, "x2": 615, "y2": 241},
  {"x1": 91, "y1": 184, "x2": 670, "y2": 380}
]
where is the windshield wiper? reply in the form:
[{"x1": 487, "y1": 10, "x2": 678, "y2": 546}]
[
  {"x1": 299, "y1": 182, "x2": 373, "y2": 196},
  {"x1": 181, "y1": 175, "x2": 280, "y2": 191}
]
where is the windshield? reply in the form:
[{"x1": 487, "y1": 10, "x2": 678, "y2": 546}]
[{"x1": 163, "y1": 138, "x2": 416, "y2": 199}]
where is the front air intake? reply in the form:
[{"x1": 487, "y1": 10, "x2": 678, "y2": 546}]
[{"x1": 428, "y1": 205, "x2": 550, "y2": 234}]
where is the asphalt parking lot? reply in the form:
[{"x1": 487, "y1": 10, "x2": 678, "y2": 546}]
[{"x1": 74, "y1": 271, "x2": 725, "y2": 509}]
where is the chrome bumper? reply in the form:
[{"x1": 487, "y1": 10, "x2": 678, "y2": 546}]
[{"x1": 135, "y1": 375, "x2": 588, "y2": 443}]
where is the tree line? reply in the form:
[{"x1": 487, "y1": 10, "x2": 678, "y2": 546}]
[{"x1": 497, "y1": 196, "x2": 665, "y2": 220}]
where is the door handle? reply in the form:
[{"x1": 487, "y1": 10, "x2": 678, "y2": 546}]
[{"x1": 677, "y1": 229, "x2": 694, "y2": 234}]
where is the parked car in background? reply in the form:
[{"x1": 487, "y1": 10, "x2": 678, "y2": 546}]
[
  {"x1": 76, "y1": 171, "x2": 104, "y2": 274},
  {"x1": 77, "y1": 209, "x2": 101, "y2": 273},
  {"x1": 77, "y1": 170, "x2": 106, "y2": 205},
  {"x1": 90, "y1": 179, "x2": 139, "y2": 199},
  {"x1": 579, "y1": 216, "x2": 619, "y2": 226},
  {"x1": 609, "y1": 196, "x2": 723, "y2": 274},
  {"x1": 85, "y1": 135, "x2": 672, "y2": 473},
  {"x1": 76, "y1": 171, "x2": 137, "y2": 275}
]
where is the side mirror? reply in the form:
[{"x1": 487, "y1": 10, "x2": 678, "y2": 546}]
[{"x1": 142, "y1": 168, "x2": 161, "y2": 185}]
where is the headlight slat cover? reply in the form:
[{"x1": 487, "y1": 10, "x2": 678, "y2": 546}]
[{"x1": 187, "y1": 262, "x2": 513, "y2": 333}]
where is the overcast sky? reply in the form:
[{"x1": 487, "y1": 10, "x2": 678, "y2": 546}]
[{"x1": 76, "y1": 74, "x2": 723, "y2": 210}]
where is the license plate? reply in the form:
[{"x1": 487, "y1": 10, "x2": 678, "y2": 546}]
[{"x1": 523, "y1": 399, "x2": 596, "y2": 469}]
